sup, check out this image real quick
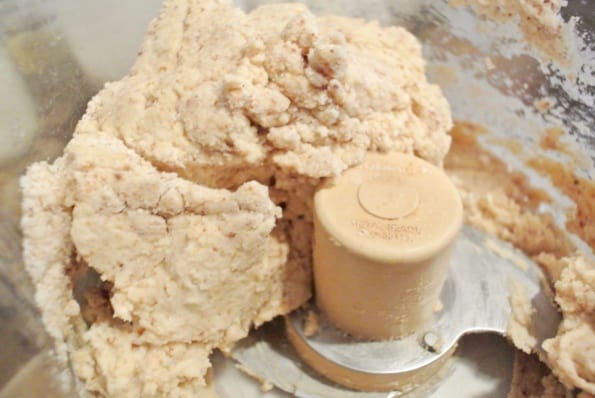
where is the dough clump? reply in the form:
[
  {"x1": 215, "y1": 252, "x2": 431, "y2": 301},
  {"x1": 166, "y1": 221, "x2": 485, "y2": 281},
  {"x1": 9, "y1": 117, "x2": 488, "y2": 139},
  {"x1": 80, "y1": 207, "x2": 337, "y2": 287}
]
[
  {"x1": 543, "y1": 255, "x2": 595, "y2": 395},
  {"x1": 21, "y1": 0, "x2": 452, "y2": 396},
  {"x1": 22, "y1": 133, "x2": 280, "y2": 397}
]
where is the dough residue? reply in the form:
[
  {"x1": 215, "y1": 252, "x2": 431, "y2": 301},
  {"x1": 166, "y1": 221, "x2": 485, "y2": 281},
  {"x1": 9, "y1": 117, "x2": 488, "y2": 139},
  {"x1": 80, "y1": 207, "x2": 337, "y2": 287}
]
[
  {"x1": 507, "y1": 280, "x2": 537, "y2": 355},
  {"x1": 450, "y1": 0, "x2": 571, "y2": 65},
  {"x1": 445, "y1": 122, "x2": 594, "y2": 397},
  {"x1": 303, "y1": 309, "x2": 320, "y2": 338}
]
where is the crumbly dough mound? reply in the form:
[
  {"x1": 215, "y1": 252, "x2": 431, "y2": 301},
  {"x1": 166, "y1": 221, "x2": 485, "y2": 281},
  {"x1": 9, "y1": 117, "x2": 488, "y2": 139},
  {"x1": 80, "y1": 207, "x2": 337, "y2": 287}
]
[
  {"x1": 22, "y1": 133, "x2": 280, "y2": 396},
  {"x1": 79, "y1": 1, "x2": 451, "y2": 180},
  {"x1": 21, "y1": 0, "x2": 452, "y2": 396},
  {"x1": 67, "y1": 134, "x2": 280, "y2": 347},
  {"x1": 71, "y1": 324, "x2": 212, "y2": 398},
  {"x1": 543, "y1": 255, "x2": 595, "y2": 395}
]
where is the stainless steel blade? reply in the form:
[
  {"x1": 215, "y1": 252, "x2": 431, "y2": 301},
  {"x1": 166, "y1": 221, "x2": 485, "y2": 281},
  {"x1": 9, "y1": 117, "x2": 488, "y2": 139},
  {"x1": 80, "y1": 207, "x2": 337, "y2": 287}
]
[{"x1": 231, "y1": 225, "x2": 561, "y2": 396}]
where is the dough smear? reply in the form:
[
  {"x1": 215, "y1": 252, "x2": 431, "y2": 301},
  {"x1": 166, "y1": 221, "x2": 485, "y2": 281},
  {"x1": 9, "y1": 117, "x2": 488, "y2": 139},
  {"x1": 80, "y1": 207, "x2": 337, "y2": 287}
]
[{"x1": 445, "y1": 122, "x2": 595, "y2": 397}]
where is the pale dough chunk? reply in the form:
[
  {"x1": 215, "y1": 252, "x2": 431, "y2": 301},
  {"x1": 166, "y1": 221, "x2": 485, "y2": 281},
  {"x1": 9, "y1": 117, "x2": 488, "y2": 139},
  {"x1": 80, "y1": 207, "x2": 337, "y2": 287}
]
[
  {"x1": 543, "y1": 255, "x2": 595, "y2": 395},
  {"x1": 78, "y1": 0, "x2": 451, "y2": 179},
  {"x1": 22, "y1": 133, "x2": 280, "y2": 396},
  {"x1": 66, "y1": 134, "x2": 280, "y2": 347},
  {"x1": 553, "y1": 256, "x2": 595, "y2": 317}
]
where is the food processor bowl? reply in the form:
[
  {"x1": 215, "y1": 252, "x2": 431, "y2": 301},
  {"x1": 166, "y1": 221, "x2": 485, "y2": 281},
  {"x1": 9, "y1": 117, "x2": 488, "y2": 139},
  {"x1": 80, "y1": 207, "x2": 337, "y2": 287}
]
[{"x1": 0, "y1": 0, "x2": 592, "y2": 396}]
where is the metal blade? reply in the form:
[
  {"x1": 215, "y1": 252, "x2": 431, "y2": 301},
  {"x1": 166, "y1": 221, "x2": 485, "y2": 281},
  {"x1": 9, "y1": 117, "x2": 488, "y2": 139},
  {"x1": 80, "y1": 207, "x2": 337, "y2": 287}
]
[{"x1": 231, "y1": 225, "x2": 561, "y2": 396}]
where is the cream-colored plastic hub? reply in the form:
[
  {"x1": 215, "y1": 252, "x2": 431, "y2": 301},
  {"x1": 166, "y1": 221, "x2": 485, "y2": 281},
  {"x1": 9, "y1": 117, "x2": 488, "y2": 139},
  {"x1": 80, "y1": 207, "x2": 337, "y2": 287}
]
[{"x1": 313, "y1": 152, "x2": 463, "y2": 340}]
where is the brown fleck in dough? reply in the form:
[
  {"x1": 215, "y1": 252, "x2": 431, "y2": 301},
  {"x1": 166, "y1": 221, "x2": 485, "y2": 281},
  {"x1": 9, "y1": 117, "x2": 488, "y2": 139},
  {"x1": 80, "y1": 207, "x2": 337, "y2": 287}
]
[{"x1": 21, "y1": 0, "x2": 453, "y2": 396}]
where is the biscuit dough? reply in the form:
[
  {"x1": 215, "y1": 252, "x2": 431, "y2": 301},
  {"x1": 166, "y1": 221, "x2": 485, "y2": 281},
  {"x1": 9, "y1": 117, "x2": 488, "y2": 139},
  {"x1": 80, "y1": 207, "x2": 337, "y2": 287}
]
[
  {"x1": 21, "y1": 0, "x2": 592, "y2": 396},
  {"x1": 21, "y1": 0, "x2": 452, "y2": 396},
  {"x1": 22, "y1": 133, "x2": 280, "y2": 397},
  {"x1": 543, "y1": 255, "x2": 595, "y2": 395}
]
